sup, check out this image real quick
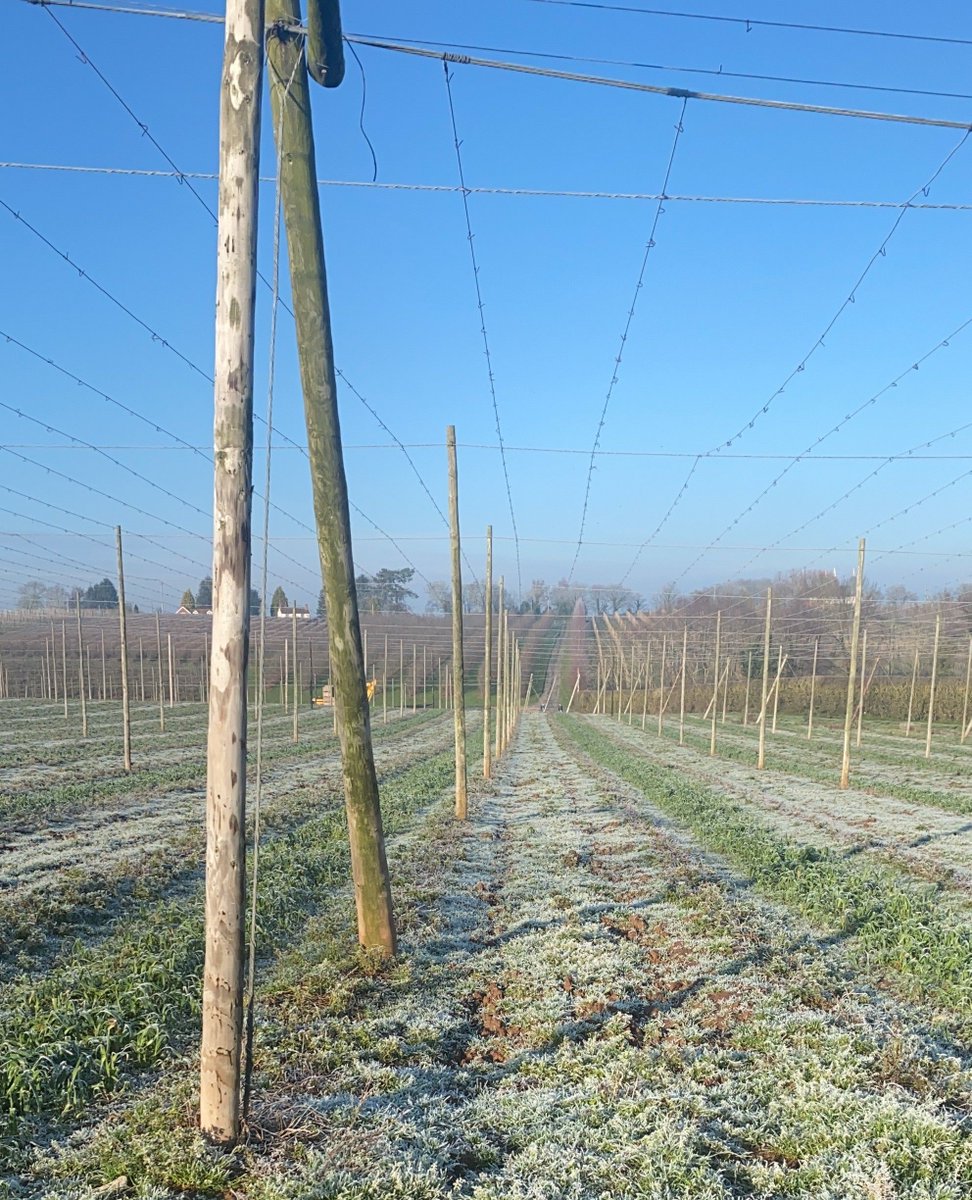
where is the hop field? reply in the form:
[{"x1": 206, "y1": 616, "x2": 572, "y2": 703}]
[{"x1": 3, "y1": 700, "x2": 972, "y2": 1199}]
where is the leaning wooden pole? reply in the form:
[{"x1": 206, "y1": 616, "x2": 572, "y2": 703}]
[
  {"x1": 446, "y1": 426, "x2": 468, "y2": 818},
  {"x1": 267, "y1": 2, "x2": 395, "y2": 956},
  {"x1": 855, "y1": 627, "x2": 868, "y2": 748},
  {"x1": 757, "y1": 588, "x2": 772, "y2": 770},
  {"x1": 199, "y1": 0, "x2": 264, "y2": 1145},
  {"x1": 679, "y1": 624, "x2": 688, "y2": 745},
  {"x1": 961, "y1": 635, "x2": 972, "y2": 745},
  {"x1": 115, "y1": 526, "x2": 132, "y2": 772},
  {"x1": 710, "y1": 611, "x2": 721, "y2": 756},
  {"x1": 807, "y1": 636, "x2": 819, "y2": 740},
  {"x1": 906, "y1": 644, "x2": 919, "y2": 737},
  {"x1": 925, "y1": 612, "x2": 941, "y2": 760},
  {"x1": 483, "y1": 524, "x2": 493, "y2": 779},
  {"x1": 76, "y1": 594, "x2": 88, "y2": 739},
  {"x1": 839, "y1": 538, "x2": 866, "y2": 790}
]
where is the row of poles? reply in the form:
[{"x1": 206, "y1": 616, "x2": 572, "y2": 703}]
[{"x1": 592, "y1": 539, "x2": 962, "y2": 785}]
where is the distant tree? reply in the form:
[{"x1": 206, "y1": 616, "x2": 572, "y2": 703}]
[
  {"x1": 523, "y1": 579, "x2": 549, "y2": 615},
  {"x1": 180, "y1": 589, "x2": 196, "y2": 611},
  {"x1": 271, "y1": 586, "x2": 288, "y2": 615},
  {"x1": 196, "y1": 576, "x2": 213, "y2": 607},
  {"x1": 463, "y1": 579, "x2": 486, "y2": 613},
  {"x1": 317, "y1": 588, "x2": 326, "y2": 618},
  {"x1": 46, "y1": 584, "x2": 67, "y2": 609},
  {"x1": 425, "y1": 581, "x2": 452, "y2": 614},
  {"x1": 83, "y1": 578, "x2": 118, "y2": 610},
  {"x1": 17, "y1": 580, "x2": 47, "y2": 610}
]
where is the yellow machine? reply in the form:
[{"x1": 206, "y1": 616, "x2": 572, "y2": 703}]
[{"x1": 312, "y1": 680, "x2": 377, "y2": 706}]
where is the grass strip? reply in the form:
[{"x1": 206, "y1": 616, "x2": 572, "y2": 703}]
[
  {"x1": 0, "y1": 748, "x2": 456, "y2": 1147},
  {"x1": 559, "y1": 715, "x2": 972, "y2": 1023}
]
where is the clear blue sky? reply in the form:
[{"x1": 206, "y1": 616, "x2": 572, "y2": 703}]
[{"x1": 2, "y1": 0, "x2": 972, "y2": 611}]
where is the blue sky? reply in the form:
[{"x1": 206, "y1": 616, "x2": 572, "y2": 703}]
[{"x1": 2, "y1": 0, "x2": 972, "y2": 611}]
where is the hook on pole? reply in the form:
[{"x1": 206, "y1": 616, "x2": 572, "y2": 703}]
[{"x1": 306, "y1": 0, "x2": 345, "y2": 87}]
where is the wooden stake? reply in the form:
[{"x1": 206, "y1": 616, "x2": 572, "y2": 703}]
[
  {"x1": 566, "y1": 668, "x2": 581, "y2": 712},
  {"x1": 100, "y1": 628, "x2": 107, "y2": 702},
  {"x1": 905, "y1": 644, "x2": 919, "y2": 737},
  {"x1": 962, "y1": 636, "x2": 972, "y2": 745},
  {"x1": 116, "y1": 527, "x2": 132, "y2": 772},
  {"x1": 76, "y1": 595, "x2": 88, "y2": 738},
  {"x1": 139, "y1": 638, "x2": 145, "y2": 704},
  {"x1": 199, "y1": 0, "x2": 264, "y2": 1143},
  {"x1": 483, "y1": 524, "x2": 493, "y2": 778},
  {"x1": 840, "y1": 538, "x2": 866, "y2": 790},
  {"x1": 292, "y1": 603, "x2": 299, "y2": 744},
  {"x1": 155, "y1": 612, "x2": 165, "y2": 730},
  {"x1": 61, "y1": 621, "x2": 68, "y2": 717},
  {"x1": 771, "y1": 644, "x2": 783, "y2": 733},
  {"x1": 50, "y1": 621, "x2": 58, "y2": 702},
  {"x1": 679, "y1": 624, "x2": 688, "y2": 745},
  {"x1": 925, "y1": 612, "x2": 941, "y2": 760},
  {"x1": 383, "y1": 634, "x2": 388, "y2": 725},
  {"x1": 807, "y1": 637, "x2": 818, "y2": 740},
  {"x1": 758, "y1": 588, "x2": 772, "y2": 770},
  {"x1": 495, "y1": 576, "x2": 505, "y2": 758},
  {"x1": 657, "y1": 636, "x2": 667, "y2": 735},
  {"x1": 743, "y1": 649, "x2": 752, "y2": 727},
  {"x1": 447, "y1": 426, "x2": 467, "y2": 818},
  {"x1": 855, "y1": 628, "x2": 868, "y2": 748},
  {"x1": 168, "y1": 634, "x2": 175, "y2": 708},
  {"x1": 710, "y1": 611, "x2": 721, "y2": 756},
  {"x1": 412, "y1": 643, "x2": 417, "y2": 715}
]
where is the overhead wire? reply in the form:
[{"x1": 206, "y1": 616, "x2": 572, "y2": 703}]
[
  {"x1": 567, "y1": 95, "x2": 688, "y2": 583},
  {"x1": 442, "y1": 61, "x2": 522, "y2": 594}
]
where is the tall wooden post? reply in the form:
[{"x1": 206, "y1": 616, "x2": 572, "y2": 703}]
[
  {"x1": 155, "y1": 612, "x2": 165, "y2": 730},
  {"x1": 771, "y1": 644, "x2": 783, "y2": 733},
  {"x1": 198, "y1": 0, "x2": 265, "y2": 1145},
  {"x1": 50, "y1": 621, "x2": 58, "y2": 702},
  {"x1": 139, "y1": 638, "x2": 145, "y2": 703},
  {"x1": 76, "y1": 595, "x2": 88, "y2": 738},
  {"x1": 483, "y1": 525, "x2": 493, "y2": 779},
  {"x1": 679, "y1": 624, "x2": 688, "y2": 745},
  {"x1": 925, "y1": 612, "x2": 941, "y2": 760},
  {"x1": 495, "y1": 576, "x2": 505, "y2": 758},
  {"x1": 961, "y1": 636, "x2": 972, "y2": 745},
  {"x1": 168, "y1": 634, "x2": 175, "y2": 708},
  {"x1": 266, "y1": 0, "x2": 396, "y2": 958},
  {"x1": 840, "y1": 538, "x2": 866, "y2": 790},
  {"x1": 743, "y1": 649, "x2": 752, "y2": 726},
  {"x1": 710, "y1": 611, "x2": 721, "y2": 756},
  {"x1": 855, "y1": 628, "x2": 868, "y2": 748},
  {"x1": 292, "y1": 603, "x2": 299, "y2": 743},
  {"x1": 446, "y1": 426, "x2": 468, "y2": 818},
  {"x1": 906, "y1": 645, "x2": 920, "y2": 737},
  {"x1": 807, "y1": 637, "x2": 819, "y2": 740},
  {"x1": 412, "y1": 643, "x2": 417, "y2": 715},
  {"x1": 758, "y1": 588, "x2": 772, "y2": 770},
  {"x1": 116, "y1": 527, "x2": 132, "y2": 772},
  {"x1": 383, "y1": 634, "x2": 388, "y2": 724},
  {"x1": 657, "y1": 635, "x2": 667, "y2": 735},
  {"x1": 61, "y1": 621, "x2": 68, "y2": 717}
]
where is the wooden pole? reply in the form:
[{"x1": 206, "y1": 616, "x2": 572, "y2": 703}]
[
  {"x1": 87, "y1": 644, "x2": 93, "y2": 701},
  {"x1": 855, "y1": 628, "x2": 868, "y2": 748},
  {"x1": 720, "y1": 646, "x2": 730, "y2": 725},
  {"x1": 839, "y1": 538, "x2": 866, "y2": 790},
  {"x1": 758, "y1": 588, "x2": 772, "y2": 770},
  {"x1": 412, "y1": 643, "x2": 417, "y2": 715},
  {"x1": 925, "y1": 612, "x2": 941, "y2": 760},
  {"x1": 771, "y1": 644, "x2": 783, "y2": 733},
  {"x1": 962, "y1": 636, "x2": 972, "y2": 745},
  {"x1": 100, "y1": 628, "x2": 107, "y2": 702},
  {"x1": 292, "y1": 603, "x2": 299, "y2": 743},
  {"x1": 657, "y1": 636, "x2": 667, "y2": 735},
  {"x1": 483, "y1": 524, "x2": 493, "y2": 778},
  {"x1": 710, "y1": 611, "x2": 721, "y2": 756},
  {"x1": 76, "y1": 595, "x2": 88, "y2": 738},
  {"x1": 155, "y1": 612, "x2": 165, "y2": 730},
  {"x1": 50, "y1": 621, "x2": 58, "y2": 702},
  {"x1": 383, "y1": 634, "x2": 388, "y2": 725},
  {"x1": 199, "y1": 0, "x2": 264, "y2": 1143},
  {"x1": 495, "y1": 576, "x2": 505, "y2": 758},
  {"x1": 400, "y1": 640, "x2": 405, "y2": 716},
  {"x1": 743, "y1": 649, "x2": 752, "y2": 726},
  {"x1": 116, "y1": 527, "x2": 132, "y2": 772},
  {"x1": 807, "y1": 637, "x2": 819, "y2": 740},
  {"x1": 139, "y1": 638, "x2": 145, "y2": 704},
  {"x1": 906, "y1": 645, "x2": 920, "y2": 737},
  {"x1": 565, "y1": 668, "x2": 581, "y2": 712},
  {"x1": 168, "y1": 634, "x2": 175, "y2": 708},
  {"x1": 61, "y1": 621, "x2": 68, "y2": 717},
  {"x1": 679, "y1": 625, "x2": 688, "y2": 745},
  {"x1": 446, "y1": 426, "x2": 468, "y2": 818},
  {"x1": 266, "y1": 0, "x2": 395, "y2": 957},
  {"x1": 284, "y1": 637, "x2": 289, "y2": 713}
]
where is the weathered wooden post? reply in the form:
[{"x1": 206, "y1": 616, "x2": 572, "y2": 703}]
[
  {"x1": 807, "y1": 637, "x2": 818, "y2": 740},
  {"x1": 925, "y1": 612, "x2": 941, "y2": 760},
  {"x1": 483, "y1": 524, "x2": 493, "y2": 778},
  {"x1": 412, "y1": 643, "x2": 417, "y2": 715},
  {"x1": 962, "y1": 636, "x2": 972, "y2": 745},
  {"x1": 495, "y1": 575, "x2": 505, "y2": 758},
  {"x1": 679, "y1": 624, "x2": 688, "y2": 745},
  {"x1": 116, "y1": 526, "x2": 132, "y2": 772},
  {"x1": 710, "y1": 611, "x2": 721, "y2": 756},
  {"x1": 155, "y1": 612, "x2": 165, "y2": 731},
  {"x1": 840, "y1": 538, "x2": 866, "y2": 790},
  {"x1": 61, "y1": 621, "x2": 68, "y2": 717},
  {"x1": 267, "y1": 0, "x2": 396, "y2": 957},
  {"x1": 657, "y1": 635, "x2": 667, "y2": 735},
  {"x1": 292, "y1": 603, "x2": 299, "y2": 743},
  {"x1": 446, "y1": 426, "x2": 468, "y2": 817},
  {"x1": 855, "y1": 628, "x2": 868, "y2": 749},
  {"x1": 743, "y1": 649, "x2": 752, "y2": 726},
  {"x1": 758, "y1": 588, "x2": 772, "y2": 770},
  {"x1": 906, "y1": 644, "x2": 920, "y2": 737},
  {"x1": 383, "y1": 634, "x2": 388, "y2": 725},
  {"x1": 76, "y1": 595, "x2": 87, "y2": 739},
  {"x1": 168, "y1": 634, "x2": 175, "y2": 708}
]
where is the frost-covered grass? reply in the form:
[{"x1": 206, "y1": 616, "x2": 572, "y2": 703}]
[
  {"x1": 562, "y1": 716, "x2": 972, "y2": 1025},
  {"x1": 598, "y1": 717, "x2": 972, "y2": 900},
  {"x1": 23, "y1": 714, "x2": 972, "y2": 1199}
]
